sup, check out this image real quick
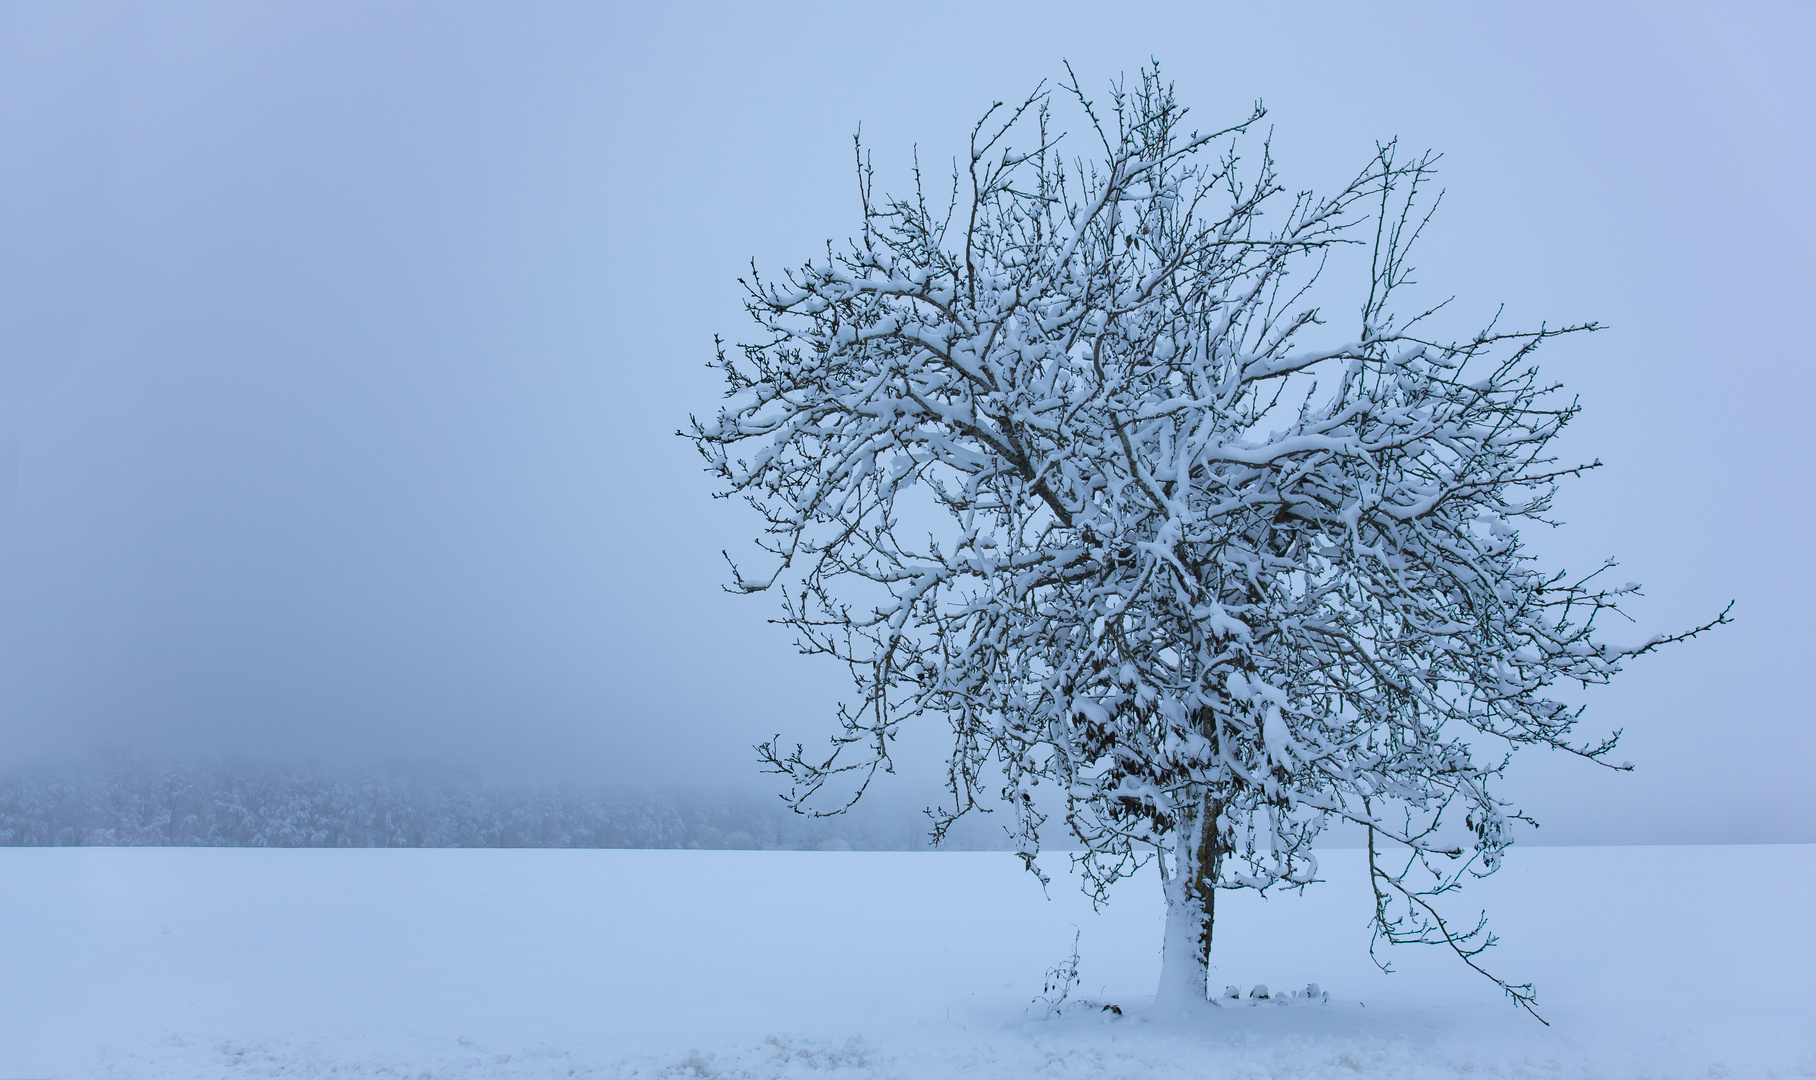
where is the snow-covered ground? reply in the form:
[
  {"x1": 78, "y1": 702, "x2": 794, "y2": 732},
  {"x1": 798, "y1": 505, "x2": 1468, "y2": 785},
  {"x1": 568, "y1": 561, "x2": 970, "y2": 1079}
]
[{"x1": 1, "y1": 845, "x2": 1810, "y2": 1079}]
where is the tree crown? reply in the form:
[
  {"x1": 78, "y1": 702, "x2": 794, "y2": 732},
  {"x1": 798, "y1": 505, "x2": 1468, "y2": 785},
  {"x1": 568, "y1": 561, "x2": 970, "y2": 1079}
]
[{"x1": 689, "y1": 66, "x2": 1726, "y2": 1017}]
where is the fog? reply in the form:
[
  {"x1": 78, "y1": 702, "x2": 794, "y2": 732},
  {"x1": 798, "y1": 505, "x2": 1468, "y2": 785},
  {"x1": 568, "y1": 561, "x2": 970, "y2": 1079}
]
[{"x1": 1, "y1": 2, "x2": 1810, "y2": 843}]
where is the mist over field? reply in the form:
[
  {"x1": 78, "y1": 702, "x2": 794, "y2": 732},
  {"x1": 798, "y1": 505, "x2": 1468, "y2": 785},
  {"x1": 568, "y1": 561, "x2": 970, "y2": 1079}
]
[
  {"x1": 0, "y1": 755, "x2": 1012, "y2": 851},
  {"x1": 3, "y1": 4, "x2": 1812, "y2": 853}
]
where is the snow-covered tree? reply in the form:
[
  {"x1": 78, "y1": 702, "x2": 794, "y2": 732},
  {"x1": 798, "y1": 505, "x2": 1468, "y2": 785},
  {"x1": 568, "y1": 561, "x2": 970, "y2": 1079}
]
[{"x1": 689, "y1": 67, "x2": 1726, "y2": 1016}]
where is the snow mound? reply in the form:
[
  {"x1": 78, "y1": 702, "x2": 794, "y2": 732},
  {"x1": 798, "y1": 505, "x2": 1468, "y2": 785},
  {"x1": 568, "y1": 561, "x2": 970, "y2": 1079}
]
[{"x1": 1220, "y1": 981, "x2": 1331, "y2": 1005}]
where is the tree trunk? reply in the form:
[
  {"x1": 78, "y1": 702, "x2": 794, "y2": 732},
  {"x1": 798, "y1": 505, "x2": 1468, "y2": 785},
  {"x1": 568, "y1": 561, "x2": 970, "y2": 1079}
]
[{"x1": 1154, "y1": 794, "x2": 1222, "y2": 1010}]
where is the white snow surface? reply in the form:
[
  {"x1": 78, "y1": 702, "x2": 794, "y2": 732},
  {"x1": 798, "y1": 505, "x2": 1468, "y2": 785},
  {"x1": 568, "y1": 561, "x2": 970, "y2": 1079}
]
[{"x1": 1, "y1": 846, "x2": 1810, "y2": 1079}]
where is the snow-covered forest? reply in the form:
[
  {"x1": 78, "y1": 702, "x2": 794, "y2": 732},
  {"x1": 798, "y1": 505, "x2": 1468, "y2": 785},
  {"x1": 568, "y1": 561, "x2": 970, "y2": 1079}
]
[{"x1": 0, "y1": 758, "x2": 1004, "y2": 850}]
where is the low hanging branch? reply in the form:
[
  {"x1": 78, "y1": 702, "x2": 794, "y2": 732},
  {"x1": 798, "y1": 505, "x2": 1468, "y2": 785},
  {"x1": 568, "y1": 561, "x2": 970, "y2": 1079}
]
[{"x1": 687, "y1": 64, "x2": 1729, "y2": 1013}]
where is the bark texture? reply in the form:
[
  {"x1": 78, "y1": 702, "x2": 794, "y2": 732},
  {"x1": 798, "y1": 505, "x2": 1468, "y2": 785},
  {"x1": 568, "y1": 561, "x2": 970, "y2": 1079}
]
[{"x1": 1154, "y1": 796, "x2": 1223, "y2": 1008}]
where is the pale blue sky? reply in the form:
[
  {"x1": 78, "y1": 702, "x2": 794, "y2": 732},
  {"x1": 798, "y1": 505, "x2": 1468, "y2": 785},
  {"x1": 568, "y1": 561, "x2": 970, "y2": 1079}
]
[{"x1": 1, "y1": 2, "x2": 1810, "y2": 842}]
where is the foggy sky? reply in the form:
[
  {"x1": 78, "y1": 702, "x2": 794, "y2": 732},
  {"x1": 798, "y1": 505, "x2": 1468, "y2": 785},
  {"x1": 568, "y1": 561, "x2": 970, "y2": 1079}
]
[{"x1": 2, "y1": 2, "x2": 1811, "y2": 844}]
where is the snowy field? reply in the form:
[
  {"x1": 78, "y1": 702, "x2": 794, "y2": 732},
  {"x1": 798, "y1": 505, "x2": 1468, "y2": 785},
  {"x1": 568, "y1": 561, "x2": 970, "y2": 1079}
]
[{"x1": 1, "y1": 846, "x2": 1810, "y2": 1079}]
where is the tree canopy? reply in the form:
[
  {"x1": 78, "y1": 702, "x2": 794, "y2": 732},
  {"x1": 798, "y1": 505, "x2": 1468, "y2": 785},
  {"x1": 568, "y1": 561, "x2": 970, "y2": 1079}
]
[{"x1": 689, "y1": 66, "x2": 1726, "y2": 1014}]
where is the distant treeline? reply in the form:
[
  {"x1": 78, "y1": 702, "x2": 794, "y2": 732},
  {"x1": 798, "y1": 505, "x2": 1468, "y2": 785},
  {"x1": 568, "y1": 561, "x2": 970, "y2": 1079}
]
[{"x1": 0, "y1": 758, "x2": 1012, "y2": 851}]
